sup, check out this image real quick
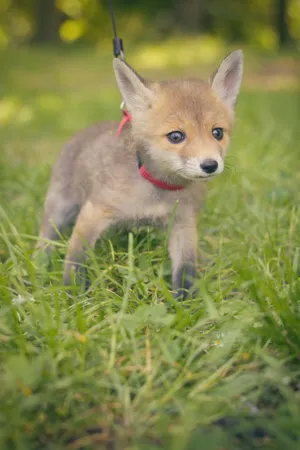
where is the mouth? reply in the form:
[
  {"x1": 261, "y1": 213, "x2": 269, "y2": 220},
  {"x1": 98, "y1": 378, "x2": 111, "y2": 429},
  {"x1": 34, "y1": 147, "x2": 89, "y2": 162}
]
[
  {"x1": 173, "y1": 165, "x2": 223, "y2": 181},
  {"x1": 196, "y1": 173, "x2": 217, "y2": 180},
  {"x1": 175, "y1": 162, "x2": 223, "y2": 181},
  {"x1": 184, "y1": 172, "x2": 219, "y2": 181},
  {"x1": 174, "y1": 172, "x2": 218, "y2": 182}
]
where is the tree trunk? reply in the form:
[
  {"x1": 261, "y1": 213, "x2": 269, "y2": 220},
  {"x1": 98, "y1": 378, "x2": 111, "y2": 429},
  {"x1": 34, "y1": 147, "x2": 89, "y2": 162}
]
[
  {"x1": 33, "y1": 0, "x2": 62, "y2": 44},
  {"x1": 276, "y1": 0, "x2": 291, "y2": 48}
]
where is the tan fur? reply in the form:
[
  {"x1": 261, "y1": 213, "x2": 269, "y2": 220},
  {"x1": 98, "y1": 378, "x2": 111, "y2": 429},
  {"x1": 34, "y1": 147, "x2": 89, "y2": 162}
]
[{"x1": 35, "y1": 50, "x2": 244, "y2": 298}]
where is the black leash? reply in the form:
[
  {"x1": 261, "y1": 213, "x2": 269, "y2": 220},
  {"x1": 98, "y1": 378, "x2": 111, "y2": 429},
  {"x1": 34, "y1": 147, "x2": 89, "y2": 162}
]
[{"x1": 108, "y1": 0, "x2": 124, "y2": 58}]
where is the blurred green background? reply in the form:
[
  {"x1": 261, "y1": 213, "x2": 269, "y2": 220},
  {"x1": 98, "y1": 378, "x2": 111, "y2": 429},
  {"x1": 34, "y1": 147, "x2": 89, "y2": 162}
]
[{"x1": 0, "y1": 0, "x2": 300, "y2": 51}]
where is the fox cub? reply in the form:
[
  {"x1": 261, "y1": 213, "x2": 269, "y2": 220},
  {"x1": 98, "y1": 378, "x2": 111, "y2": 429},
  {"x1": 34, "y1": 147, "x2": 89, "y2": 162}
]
[{"x1": 36, "y1": 50, "x2": 243, "y2": 298}]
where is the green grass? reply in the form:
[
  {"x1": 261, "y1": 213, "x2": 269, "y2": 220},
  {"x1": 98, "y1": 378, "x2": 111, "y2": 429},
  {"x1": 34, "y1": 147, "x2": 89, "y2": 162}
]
[{"x1": 0, "y1": 46, "x2": 300, "y2": 450}]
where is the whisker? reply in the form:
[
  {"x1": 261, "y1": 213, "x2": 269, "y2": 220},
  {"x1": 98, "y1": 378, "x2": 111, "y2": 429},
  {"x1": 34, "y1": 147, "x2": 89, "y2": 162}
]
[
  {"x1": 225, "y1": 155, "x2": 237, "y2": 164},
  {"x1": 225, "y1": 161, "x2": 236, "y2": 168},
  {"x1": 226, "y1": 167, "x2": 236, "y2": 175},
  {"x1": 223, "y1": 163, "x2": 236, "y2": 179}
]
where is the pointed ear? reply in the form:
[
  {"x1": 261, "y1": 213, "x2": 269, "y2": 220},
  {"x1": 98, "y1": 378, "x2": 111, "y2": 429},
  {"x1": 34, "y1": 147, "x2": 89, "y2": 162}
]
[
  {"x1": 210, "y1": 50, "x2": 244, "y2": 110},
  {"x1": 113, "y1": 58, "x2": 154, "y2": 113}
]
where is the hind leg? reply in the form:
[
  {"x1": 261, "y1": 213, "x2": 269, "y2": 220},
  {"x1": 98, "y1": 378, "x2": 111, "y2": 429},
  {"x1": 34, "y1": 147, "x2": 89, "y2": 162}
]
[{"x1": 35, "y1": 190, "x2": 80, "y2": 257}]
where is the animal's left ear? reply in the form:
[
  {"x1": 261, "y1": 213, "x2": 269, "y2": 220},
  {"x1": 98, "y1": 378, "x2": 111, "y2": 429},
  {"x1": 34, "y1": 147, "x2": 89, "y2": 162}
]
[{"x1": 210, "y1": 50, "x2": 244, "y2": 110}]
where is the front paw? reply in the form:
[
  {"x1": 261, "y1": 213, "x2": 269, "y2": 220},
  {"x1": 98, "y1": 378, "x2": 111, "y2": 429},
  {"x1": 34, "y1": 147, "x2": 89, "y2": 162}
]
[
  {"x1": 173, "y1": 287, "x2": 191, "y2": 300},
  {"x1": 173, "y1": 265, "x2": 196, "y2": 300},
  {"x1": 63, "y1": 260, "x2": 90, "y2": 291}
]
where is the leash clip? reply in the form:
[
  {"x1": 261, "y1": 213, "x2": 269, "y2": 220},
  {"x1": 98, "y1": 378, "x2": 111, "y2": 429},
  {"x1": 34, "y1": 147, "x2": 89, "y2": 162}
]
[{"x1": 113, "y1": 37, "x2": 124, "y2": 59}]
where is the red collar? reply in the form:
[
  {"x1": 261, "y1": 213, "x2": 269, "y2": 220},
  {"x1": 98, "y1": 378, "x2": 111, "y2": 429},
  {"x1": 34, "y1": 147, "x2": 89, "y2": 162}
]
[{"x1": 117, "y1": 110, "x2": 184, "y2": 191}]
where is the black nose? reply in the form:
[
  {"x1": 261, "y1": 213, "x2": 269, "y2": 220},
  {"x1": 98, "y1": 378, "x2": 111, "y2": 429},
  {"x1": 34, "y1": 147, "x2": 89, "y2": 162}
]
[{"x1": 200, "y1": 159, "x2": 218, "y2": 174}]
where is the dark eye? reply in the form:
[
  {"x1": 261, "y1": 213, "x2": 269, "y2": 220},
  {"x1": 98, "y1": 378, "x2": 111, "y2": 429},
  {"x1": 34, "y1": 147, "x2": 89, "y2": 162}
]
[
  {"x1": 167, "y1": 131, "x2": 186, "y2": 144},
  {"x1": 212, "y1": 127, "x2": 223, "y2": 141}
]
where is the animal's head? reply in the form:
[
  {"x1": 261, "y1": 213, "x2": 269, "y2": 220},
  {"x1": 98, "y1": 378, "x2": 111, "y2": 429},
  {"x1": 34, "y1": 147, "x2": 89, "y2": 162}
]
[{"x1": 113, "y1": 51, "x2": 243, "y2": 181}]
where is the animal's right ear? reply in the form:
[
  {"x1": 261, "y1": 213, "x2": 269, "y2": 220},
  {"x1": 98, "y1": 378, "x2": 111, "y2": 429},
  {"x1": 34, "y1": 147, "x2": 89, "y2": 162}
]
[{"x1": 113, "y1": 58, "x2": 154, "y2": 113}]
